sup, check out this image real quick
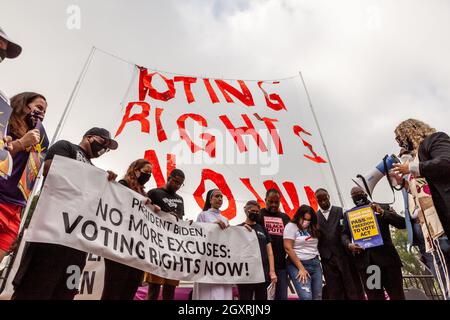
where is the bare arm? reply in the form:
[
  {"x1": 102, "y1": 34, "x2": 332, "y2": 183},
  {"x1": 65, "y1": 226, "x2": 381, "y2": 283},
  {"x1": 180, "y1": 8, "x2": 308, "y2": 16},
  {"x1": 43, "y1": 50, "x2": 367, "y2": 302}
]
[
  {"x1": 43, "y1": 159, "x2": 52, "y2": 177},
  {"x1": 266, "y1": 243, "x2": 277, "y2": 283},
  {"x1": 284, "y1": 238, "x2": 310, "y2": 284},
  {"x1": 284, "y1": 239, "x2": 303, "y2": 271},
  {"x1": 9, "y1": 129, "x2": 40, "y2": 157}
]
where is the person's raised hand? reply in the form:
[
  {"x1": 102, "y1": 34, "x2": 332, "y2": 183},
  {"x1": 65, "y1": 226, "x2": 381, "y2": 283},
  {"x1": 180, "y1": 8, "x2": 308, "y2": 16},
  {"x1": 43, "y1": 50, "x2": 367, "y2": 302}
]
[
  {"x1": 348, "y1": 243, "x2": 364, "y2": 254},
  {"x1": 2, "y1": 135, "x2": 13, "y2": 151},
  {"x1": 19, "y1": 129, "x2": 40, "y2": 148},
  {"x1": 215, "y1": 219, "x2": 228, "y2": 230},
  {"x1": 392, "y1": 162, "x2": 410, "y2": 175},
  {"x1": 106, "y1": 170, "x2": 117, "y2": 181},
  {"x1": 371, "y1": 203, "x2": 384, "y2": 216}
]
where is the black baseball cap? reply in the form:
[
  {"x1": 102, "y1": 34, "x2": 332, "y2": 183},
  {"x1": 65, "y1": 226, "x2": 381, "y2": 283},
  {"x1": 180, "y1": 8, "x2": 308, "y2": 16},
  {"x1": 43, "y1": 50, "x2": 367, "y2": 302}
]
[
  {"x1": 0, "y1": 27, "x2": 22, "y2": 59},
  {"x1": 83, "y1": 127, "x2": 118, "y2": 150}
]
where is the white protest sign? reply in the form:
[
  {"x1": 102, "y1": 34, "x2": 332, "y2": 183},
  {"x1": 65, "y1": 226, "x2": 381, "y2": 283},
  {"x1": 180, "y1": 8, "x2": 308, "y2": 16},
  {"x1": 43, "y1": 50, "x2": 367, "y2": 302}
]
[{"x1": 25, "y1": 156, "x2": 265, "y2": 284}]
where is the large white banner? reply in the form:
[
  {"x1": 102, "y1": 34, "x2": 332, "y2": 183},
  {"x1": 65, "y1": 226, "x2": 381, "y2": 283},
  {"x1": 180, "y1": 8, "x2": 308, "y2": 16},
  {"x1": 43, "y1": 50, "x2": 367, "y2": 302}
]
[
  {"x1": 25, "y1": 156, "x2": 264, "y2": 284},
  {"x1": 56, "y1": 58, "x2": 336, "y2": 223}
]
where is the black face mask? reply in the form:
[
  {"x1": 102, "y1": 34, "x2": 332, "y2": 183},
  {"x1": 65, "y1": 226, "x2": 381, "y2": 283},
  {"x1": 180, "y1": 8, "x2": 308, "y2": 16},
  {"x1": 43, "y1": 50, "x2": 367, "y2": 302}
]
[
  {"x1": 248, "y1": 212, "x2": 259, "y2": 222},
  {"x1": 25, "y1": 111, "x2": 42, "y2": 129},
  {"x1": 398, "y1": 138, "x2": 414, "y2": 152},
  {"x1": 0, "y1": 49, "x2": 6, "y2": 63},
  {"x1": 352, "y1": 194, "x2": 370, "y2": 207},
  {"x1": 138, "y1": 172, "x2": 151, "y2": 186},
  {"x1": 90, "y1": 139, "x2": 107, "y2": 158}
]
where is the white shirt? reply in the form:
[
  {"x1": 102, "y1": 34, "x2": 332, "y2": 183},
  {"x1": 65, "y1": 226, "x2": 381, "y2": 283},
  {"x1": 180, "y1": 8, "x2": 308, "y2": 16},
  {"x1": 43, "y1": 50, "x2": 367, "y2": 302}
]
[
  {"x1": 321, "y1": 207, "x2": 331, "y2": 220},
  {"x1": 193, "y1": 208, "x2": 233, "y2": 300},
  {"x1": 283, "y1": 222, "x2": 319, "y2": 261}
]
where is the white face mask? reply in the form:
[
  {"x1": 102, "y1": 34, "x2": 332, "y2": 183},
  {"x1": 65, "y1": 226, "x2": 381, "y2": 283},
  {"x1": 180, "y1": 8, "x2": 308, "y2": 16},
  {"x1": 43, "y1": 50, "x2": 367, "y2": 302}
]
[
  {"x1": 96, "y1": 148, "x2": 107, "y2": 157},
  {"x1": 302, "y1": 220, "x2": 311, "y2": 229}
]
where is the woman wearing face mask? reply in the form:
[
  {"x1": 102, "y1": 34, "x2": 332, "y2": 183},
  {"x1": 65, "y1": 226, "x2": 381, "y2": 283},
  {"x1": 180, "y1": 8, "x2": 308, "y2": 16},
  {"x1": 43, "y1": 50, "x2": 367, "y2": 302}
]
[
  {"x1": 192, "y1": 189, "x2": 233, "y2": 300},
  {"x1": 392, "y1": 119, "x2": 450, "y2": 240},
  {"x1": 0, "y1": 92, "x2": 47, "y2": 262},
  {"x1": 101, "y1": 159, "x2": 159, "y2": 300},
  {"x1": 238, "y1": 200, "x2": 277, "y2": 300},
  {"x1": 283, "y1": 205, "x2": 322, "y2": 300}
]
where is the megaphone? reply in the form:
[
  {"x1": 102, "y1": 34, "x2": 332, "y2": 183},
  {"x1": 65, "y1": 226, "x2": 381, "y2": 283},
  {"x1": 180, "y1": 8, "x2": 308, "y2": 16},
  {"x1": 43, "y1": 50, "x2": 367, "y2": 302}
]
[{"x1": 352, "y1": 154, "x2": 400, "y2": 198}]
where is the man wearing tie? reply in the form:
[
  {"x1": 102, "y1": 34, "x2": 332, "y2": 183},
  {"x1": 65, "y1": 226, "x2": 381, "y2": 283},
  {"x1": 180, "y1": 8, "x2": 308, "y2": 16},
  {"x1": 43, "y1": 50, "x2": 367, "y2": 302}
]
[{"x1": 315, "y1": 188, "x2": 364, "y2": 300}]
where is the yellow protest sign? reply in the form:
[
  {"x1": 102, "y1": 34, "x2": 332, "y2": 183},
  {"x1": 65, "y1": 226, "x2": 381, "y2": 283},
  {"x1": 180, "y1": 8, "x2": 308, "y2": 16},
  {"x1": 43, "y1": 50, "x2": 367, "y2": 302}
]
[{"x1": 346, "y1": 205, "x2": 383, "y2": 248}]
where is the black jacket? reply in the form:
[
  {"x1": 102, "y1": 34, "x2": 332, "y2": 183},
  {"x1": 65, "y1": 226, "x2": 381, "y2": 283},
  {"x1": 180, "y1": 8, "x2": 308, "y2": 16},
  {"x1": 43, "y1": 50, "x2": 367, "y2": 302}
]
[
  {"x1": 418, "y1": 131, "x2": 450, "y2": 238},
  {"x1": 341, "y1": 203, "x2": 405, "y2": 270},
  {"x1": 317, "y1": 206, "x2": 347, "y2": 260}
]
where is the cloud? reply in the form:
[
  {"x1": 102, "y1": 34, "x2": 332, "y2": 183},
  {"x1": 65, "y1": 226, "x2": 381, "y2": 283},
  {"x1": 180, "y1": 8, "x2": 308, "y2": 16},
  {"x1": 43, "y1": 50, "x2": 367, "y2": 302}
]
[{"x1": 1, "y1": 0, "x2": 449, "y2": 211}]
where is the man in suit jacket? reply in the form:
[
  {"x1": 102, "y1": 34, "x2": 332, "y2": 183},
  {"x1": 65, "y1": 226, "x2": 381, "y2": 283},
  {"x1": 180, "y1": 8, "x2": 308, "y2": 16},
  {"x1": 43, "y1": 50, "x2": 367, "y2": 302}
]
[
  {"x1": 393, "y1": 127, "x2": 450, "y2": 239},
  {"x1": 342, "y1": 186, "x2": 406, "y2": 300},
  {"x1": 315, "y1": 188, "x2": 364, "y2": 300}
]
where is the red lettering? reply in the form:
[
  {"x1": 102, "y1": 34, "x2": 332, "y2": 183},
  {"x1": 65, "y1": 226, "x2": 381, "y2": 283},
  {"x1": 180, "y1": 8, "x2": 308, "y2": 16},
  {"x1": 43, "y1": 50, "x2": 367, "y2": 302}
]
[
  {"x1": 143, "y1": 150, "x2": 176, "y2": 187},
  {"x1": 193, "y1": 169, "x2": 236, "y2": 220},
  {"x1": 203, "y1": 78, "x2": 220, "y2": 103},
  {"x1": 257, "y1": 81, "x2": 287, "y2": 111},
  {"x1": 141, "y1": 71, "x2": 176, "y2": 101},
  {"x1": 240, "y1": 178, "x2": 266, "y2": 208},
  {"x1": 115, "y1": 102, "x2": 150, "y2": 138},
  {"x1": 177, "y1": 114, "x2": 216, "y2": 157},
  {"x1": 304, "y1": 186, "x2": 318, "y2": 212},
  {"x1": 219, "y1": 114, "x2": 268, "y2": 153},
  {"x1": 240, "y1": 178, "x2": 318, "y2": 217},
  {"x1": 138, "y1": 67, "x2": 148, "y2": 101},
  {"x1": 144, "y1": 149, "x2": 165, "y2": 187},
  {"x1": 166, "y1": 154, "x2": 176, "y2": 179},
  {"x1": 254, "y1": 113, "x2": 283, "y2": 155},
  {"x1": 155, "y1": 108, "x2": 167, "y2": 142},
  {"x1": 174, "y1": 76, "x2": 197, "y2": 104},
  {"x1": 293, "y1": 125, "x2": 327, "y2": 164},
  {"x1": 264, "y1": 181, "x2": 300, "y2": 218},
  {"x1": 215, "y1": 79, "x2": 255, "y2": 107}
]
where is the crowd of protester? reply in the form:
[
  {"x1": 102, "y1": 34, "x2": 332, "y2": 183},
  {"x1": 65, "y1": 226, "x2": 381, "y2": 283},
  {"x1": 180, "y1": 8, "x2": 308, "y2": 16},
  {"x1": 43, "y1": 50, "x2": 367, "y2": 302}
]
[{"x1": 1, "y1": 26, "x2": 450, "y2": 301}]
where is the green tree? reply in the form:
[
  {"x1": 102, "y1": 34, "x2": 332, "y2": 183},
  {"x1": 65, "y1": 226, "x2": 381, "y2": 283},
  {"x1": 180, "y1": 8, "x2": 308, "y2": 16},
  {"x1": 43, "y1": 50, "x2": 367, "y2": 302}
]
[
  {"x1": 392, "y1": 227, "x2": 443, "y2": 298},
  {"x1": 392, "y1": 228, "x2": 426, "y2": 275}
]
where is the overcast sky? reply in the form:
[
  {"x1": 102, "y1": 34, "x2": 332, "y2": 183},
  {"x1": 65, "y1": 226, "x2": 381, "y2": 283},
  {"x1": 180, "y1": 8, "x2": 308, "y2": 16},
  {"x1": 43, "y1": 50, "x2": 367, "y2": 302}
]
[{"x1": 1, "y1": 0, "x2": 450, "y2": 215}]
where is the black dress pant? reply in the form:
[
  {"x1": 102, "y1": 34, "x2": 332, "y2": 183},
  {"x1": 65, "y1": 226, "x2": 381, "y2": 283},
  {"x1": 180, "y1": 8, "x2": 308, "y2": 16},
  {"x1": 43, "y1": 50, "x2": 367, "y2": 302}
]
[
  {"x1": 238, "y1": 282, "x2": 269, "y2": 300},
  {"x1": 101, "y1": 258, "x2": 143, "y2": 300},
  {"x1": 12, "y1": 243, "x2": 87, "y2": 300},
  {"x1": 359, "y1": 264, "x2": 405, "y2": 300},
  {"x1": 321, "y1": 254, "x2": 364, "y2": 300}
]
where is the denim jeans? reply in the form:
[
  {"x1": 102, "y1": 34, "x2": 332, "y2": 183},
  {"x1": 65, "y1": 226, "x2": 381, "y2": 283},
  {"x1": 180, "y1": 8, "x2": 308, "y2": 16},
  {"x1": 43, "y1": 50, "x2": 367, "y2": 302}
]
[
  {"x1": 275, "y1": 269, "x2": 288, "y2": 300},
  {"x1": 287, "y1": 257, "x2": 323, "y2": 300}
]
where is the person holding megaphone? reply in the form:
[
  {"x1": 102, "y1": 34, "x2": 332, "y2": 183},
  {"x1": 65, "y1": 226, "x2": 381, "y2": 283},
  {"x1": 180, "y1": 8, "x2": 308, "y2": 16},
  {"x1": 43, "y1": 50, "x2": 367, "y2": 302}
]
[{"x1": 392, "y1": 119, "x2": 450, "y2": 240}]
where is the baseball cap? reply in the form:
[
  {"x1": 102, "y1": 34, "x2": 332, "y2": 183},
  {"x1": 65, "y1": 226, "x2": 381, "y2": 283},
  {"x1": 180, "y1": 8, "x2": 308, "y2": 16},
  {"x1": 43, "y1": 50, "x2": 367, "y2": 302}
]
[
  {"x1": 0, "y1": 27, "x2": 22, "y2": 59},
  {"x1": 83, "y1": 127, "x2": 118, "y2": 150}
]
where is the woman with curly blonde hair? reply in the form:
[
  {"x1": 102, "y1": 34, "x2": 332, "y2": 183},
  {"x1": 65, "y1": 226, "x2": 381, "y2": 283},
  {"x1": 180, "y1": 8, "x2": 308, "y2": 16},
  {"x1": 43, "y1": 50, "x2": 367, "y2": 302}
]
[{"x1": 392, "y1": 119, "x2": 450, "y2": 238}]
